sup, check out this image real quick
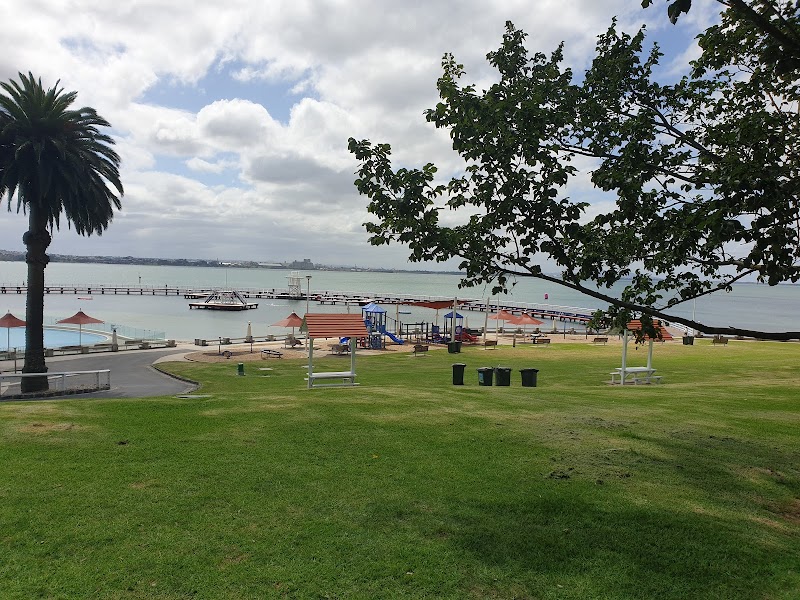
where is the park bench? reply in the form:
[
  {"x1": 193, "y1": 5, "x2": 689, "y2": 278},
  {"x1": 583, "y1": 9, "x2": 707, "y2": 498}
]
[
  {"x1": 483, "y1": 340, "x2": 497, "y2": 349},
  {"x1": 592, "y1": 337, "x2": 609, "y2": 345},
  {"x1": 306, "y1": 370, "x2": 358, "y2": 388},
  {"x1": 329, "y1": 343, "x2": 348, "y2": 355},
  {"x1": 532, "y1": 337, "x2": 551, "y2": 345},
  {"x1": 261, "y1": 349, "x2": 283, "y2": 359},
  {"x1": 711, "y1": 336, "x2": 728, "y2": 346},
  {"x1": 413, "y1": 344, "x2": 429, "y2": 356}
]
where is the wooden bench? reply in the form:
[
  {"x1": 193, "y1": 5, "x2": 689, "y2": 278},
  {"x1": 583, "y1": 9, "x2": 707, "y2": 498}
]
[
  {"x1": 329, "y1": 343, "x2": 348, "y2": 355},
  {"x1": 413, "y1": 344, "x2": 429, "y2": 356},
  {"x1": 711, "y1": 336, "x2": 728, "y2": 345},
  {"x1": 261, "y1": 349, "x2": 283, "y2": 359},
  {"x1": 592, "y1": 337, "x2": 609, "y2": 345},
  {"x1": 307, "y1": 370, "x2": 357, "y2": 388},
  {"x1": 532, "y1": 337, "x2": 551, "y2": 345},
  {"x1": 483, "y1": 340, "x2": 497, "y2": 349}
]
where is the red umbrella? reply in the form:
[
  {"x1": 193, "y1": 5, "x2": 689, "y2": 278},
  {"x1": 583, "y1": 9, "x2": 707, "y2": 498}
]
[
  {"x1": 272, "y1": 312, "x2": 304, "y2": 336},
  {"x1": 0, "y1": 311, "x2": 26, "y2": 351},
  {"x1": 57, "y1": 310, "x2": 104, "y2": 346},
  {"x1": 488, "y1": 310, "x2": 516, "y2": 321},
  {"x1": 507, "y1": 312, "x2": 544, "y2": 334},
  {"x1": 507, "y1": 313, "x2": 544, "y2": 326}
]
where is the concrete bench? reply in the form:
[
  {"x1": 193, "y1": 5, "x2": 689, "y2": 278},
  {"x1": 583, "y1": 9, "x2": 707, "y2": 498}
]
[
  {"x1": 307, "y1": 370, "x2": 357, "y2": 388},
  {"x1": 261, "y1": 349, "x2": 283, "y2": 359},
  {"x1": 592, "y1": 337, "x2": 609, "y2": 345},
  {"x1": 413, "y1": 344, "x2": 429, "y2": 356}
]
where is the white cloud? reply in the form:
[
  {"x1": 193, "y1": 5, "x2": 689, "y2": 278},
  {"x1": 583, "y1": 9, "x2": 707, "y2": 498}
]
[{"x1": 0, "y1": 0, "x2": 713, "y2": 269}]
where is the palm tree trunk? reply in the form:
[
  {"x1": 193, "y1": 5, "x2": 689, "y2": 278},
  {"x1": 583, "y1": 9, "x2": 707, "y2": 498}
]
[{"x1": 21, "y1": 207, "x2": 51, "y2": 393}]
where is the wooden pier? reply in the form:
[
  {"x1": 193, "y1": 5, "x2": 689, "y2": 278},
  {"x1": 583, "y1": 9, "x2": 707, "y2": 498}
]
[{"x1": 0, "y1": 284, "x2": 596, "y2": 324}]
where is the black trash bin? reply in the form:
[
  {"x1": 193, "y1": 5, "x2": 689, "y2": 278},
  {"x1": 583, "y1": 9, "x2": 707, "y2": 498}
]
[
  {"x1": 452, "y1": 363, "x2": 466, "y2": 385},
  {"x1": 495, "y1": 367, "x2": 512, "y2": 386},
  {"x1": 520, "y1": 368, "x2": 539, "y2": 387},
  {"x1": 683, "y1": 336, "x2": 694, "y2": 345},
  {"x1": 477, "y1": 367, "x2": 494, "y2": 386},
  {"x1": 448, "y1": 341, "x2": 462, "y2": 354}
]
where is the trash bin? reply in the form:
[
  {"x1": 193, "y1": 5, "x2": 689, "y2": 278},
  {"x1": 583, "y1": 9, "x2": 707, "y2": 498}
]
[
  {"x1": 520, "y1": 368, "x2": 539, "y2": 387},
  {"x1": 683, "y1": 336, "x2": 694, "y2": 345},
  {"x1": 477, "y1": 367, "x2": 494, "y2": 386},
  {"x1": 494, "y1": 367, "x2": 512, "y2": 386},
  {"x1": 237, "y1": 362, "x2": 245, "y2": 376},
  {"x1": 452, "y1": 363, "x2": 466, "y2": 385},
  {"x1": 448, "y1": 341, "x2": 461, "y2": 354}
]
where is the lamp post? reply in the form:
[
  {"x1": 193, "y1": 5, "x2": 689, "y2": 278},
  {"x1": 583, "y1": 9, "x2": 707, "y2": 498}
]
[{"x1": 305, "y1": 275, "x2": 312, "y2": 348}]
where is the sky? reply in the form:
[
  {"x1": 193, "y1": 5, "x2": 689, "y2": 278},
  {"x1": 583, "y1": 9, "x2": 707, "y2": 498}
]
[{"x1": 1, "y1": 0, "x2": 720, "y2": 270}]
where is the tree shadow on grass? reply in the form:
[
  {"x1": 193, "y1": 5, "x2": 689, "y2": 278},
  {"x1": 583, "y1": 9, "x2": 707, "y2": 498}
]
[{"x1": 445, "y1": 429, "x2": 800, "y2": 599}]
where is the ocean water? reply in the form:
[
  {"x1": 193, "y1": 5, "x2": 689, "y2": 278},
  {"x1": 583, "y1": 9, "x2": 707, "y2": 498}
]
[{"x1": 0, "y1": 261, "x2": 797, "y2": 342}]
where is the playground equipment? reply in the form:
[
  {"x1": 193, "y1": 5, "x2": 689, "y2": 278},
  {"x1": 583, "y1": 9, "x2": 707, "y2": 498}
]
[{"x1": 362, "y1": 302, "x2": 404, "y2": 347}]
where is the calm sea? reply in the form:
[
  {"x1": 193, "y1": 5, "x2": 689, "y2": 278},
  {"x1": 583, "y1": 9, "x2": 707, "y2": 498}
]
[{"x1": 0, "y1": 261, "x2": 797, "y2": 342}]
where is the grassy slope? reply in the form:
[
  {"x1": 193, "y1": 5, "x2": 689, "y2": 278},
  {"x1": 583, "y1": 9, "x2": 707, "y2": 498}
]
[{"x1": 0, "y1": 340, "x2": 798, "y2": 599}]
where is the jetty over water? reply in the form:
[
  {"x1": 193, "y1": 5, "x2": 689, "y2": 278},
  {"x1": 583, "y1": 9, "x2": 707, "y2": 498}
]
[
  {"x1": 0, "y1": 284, "x2": 596, "y2": 324},
  {"x1": 188, "y1": 290, "x2": 258, "y2": 311}
]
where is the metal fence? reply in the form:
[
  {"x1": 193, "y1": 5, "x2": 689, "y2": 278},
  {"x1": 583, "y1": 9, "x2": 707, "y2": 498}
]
[{"x1": 0, "y1": 370, "x2": 111, "y2": 399}]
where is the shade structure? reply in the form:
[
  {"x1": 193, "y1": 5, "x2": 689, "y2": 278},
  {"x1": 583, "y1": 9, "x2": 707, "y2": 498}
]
[
  {"x1": 0, "y1": 311, "x2": 26, "y2": 351},
  {"x1": 618, "y1": 320, "x2": 674, "y2": 384},
  {"x1": 272, "y1": 312, "x2": 304, "y2": 336},
  {"x1": 57, "y1": 310, "x2": 104, "y2": 346}
]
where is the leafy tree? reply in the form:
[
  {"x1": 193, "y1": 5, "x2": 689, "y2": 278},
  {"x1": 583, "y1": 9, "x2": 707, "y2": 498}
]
[
  {"x1": 0, "y1": 73, "x2": 123, "y2": 392},
  {"x1": 349, "y1": 1, "x2": 800, "y2": 341}
]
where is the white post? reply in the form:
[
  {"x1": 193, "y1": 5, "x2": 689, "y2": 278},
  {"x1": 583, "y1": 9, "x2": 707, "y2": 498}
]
[
  {"x1": 495, "y1": 299, "x2": 500, "y2": 342},
  {"x1": 483, "y1": 297, "x2": 490, "y2": 345},
  {"x1": 350, "y1": 337, "x2": 356, "y2": 376},
  {"x1": 621, "y1": 328, "x2": 629, "y2": 384},
  {"x1": 307, "y1": 338, "x2": 314, "y2": 389},
  {"x1": 647, "y1": 340, "x2": 653, "y2": 371},
  {"x1": 305, "y1": 275, "x2": 312, "y2": 349},
  {"x1": 451, "y1": 297, "x2": 457, "y2": 342}
]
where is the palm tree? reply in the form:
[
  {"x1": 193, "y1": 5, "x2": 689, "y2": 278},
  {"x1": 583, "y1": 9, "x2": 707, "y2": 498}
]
[{"x1": 0, "y1": 73, "x2": 123, "y2": 393}]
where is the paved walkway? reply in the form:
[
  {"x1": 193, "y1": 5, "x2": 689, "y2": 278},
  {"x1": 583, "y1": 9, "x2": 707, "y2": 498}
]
[{"x1": 1, "y1": 347, "x2": 197, "y2": 399}]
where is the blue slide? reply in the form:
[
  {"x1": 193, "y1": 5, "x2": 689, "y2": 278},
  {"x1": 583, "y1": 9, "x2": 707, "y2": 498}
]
[{"x1": 379, "y1": 327, "x2": 404, "y2": 345}]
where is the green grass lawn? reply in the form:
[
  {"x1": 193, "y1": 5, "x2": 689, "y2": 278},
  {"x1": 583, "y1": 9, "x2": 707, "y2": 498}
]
[{"x1": 1, "y1": 340, "x2": 798, "y2": 599}]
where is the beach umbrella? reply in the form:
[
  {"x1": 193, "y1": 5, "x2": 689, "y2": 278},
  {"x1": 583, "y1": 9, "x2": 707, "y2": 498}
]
[
  {"x1": 57, "y1": 309, "x2": 104, "y2": 346},
  {"x1": 507, "y1": 312, "x2": 544, "y2": 333},
  {"x1": 488, "y1": 309, "x2": 516, "y2": 321},
  {"x1": 272, "y1": 312, "x2": 303, "y2": 336},
  {"x1": 0, "y1": 311, "x2": 26, "y2": 351}
]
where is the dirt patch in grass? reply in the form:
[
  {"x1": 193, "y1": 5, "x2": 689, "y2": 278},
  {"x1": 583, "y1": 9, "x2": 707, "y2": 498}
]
[
  {"x1": 778, "y1": 498, "x2": 800, "y2": 524},
  {"x1": 16, "y1": 421, "x2": 84, "y2": 435}
]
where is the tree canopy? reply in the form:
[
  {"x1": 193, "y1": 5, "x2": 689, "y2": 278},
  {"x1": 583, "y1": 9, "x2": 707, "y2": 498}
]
[{"x1": 349, "y1": 1, "x2": 800, "y2": 340}]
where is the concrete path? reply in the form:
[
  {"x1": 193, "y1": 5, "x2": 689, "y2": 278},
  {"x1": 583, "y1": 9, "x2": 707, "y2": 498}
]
[{"x1": 1, "y1": 347, "x2": 197, "y2": 399}]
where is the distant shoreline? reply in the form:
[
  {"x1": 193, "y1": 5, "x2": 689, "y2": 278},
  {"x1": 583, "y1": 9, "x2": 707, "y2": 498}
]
[{"x1": 0, "y1": 251, "x2": 461, "y2": 276}]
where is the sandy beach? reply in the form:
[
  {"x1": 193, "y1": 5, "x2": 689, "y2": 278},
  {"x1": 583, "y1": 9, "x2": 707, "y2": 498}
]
[{"x1": 181, "y1": 329, "x2": 681, "y2": 364}]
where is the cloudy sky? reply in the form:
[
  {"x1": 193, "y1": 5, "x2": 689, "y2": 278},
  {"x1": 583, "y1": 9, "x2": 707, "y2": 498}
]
[{"x1": 1, "y1": 1, "x2": 718, "y2": 270}]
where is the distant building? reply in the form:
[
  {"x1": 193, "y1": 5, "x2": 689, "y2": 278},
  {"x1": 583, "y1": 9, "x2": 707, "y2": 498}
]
[{"x1": 287, "y1": 258, "x2": 315, "y2": 269}]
